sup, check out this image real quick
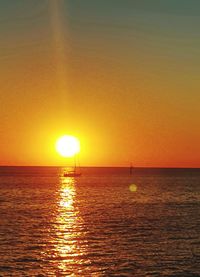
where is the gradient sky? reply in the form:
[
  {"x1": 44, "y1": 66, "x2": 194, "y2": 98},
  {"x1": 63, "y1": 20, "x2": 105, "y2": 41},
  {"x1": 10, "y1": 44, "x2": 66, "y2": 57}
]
[{"x1": 0, "y1": 0, "x2": 200, "y2": 167}]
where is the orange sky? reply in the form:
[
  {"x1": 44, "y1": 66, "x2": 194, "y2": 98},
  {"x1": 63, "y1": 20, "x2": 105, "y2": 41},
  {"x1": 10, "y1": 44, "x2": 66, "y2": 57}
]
[{"x1": 0, "y1": 0, "x2": 200, "y2": 167}]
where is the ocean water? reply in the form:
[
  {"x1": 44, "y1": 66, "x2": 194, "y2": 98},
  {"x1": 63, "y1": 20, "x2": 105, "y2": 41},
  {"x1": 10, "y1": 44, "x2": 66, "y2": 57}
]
[{"x1": 0, "y1": 167, "x2": 199, "y2": 276}]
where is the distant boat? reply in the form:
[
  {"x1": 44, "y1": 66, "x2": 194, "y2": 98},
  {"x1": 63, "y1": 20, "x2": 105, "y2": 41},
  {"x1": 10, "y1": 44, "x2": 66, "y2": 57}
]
[
  {"x1": 63, "y1": 171, "x2": 81, "y2": 177},
  {"x1": 130, "y1": 163, "x2": 134, "y2": 175},
  {"x1": 63, "y1": 155, "x2": 82, "y2": 177}
]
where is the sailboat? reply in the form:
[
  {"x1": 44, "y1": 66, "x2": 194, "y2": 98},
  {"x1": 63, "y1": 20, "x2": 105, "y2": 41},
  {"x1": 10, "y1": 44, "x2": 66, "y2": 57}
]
[
  {"x1": 130, "y1": 163, "x2": 134, "y2": 175},
  {"x1": 63, "y1": 155, "x2": 82, "y2": 177},
  {"x1": 63, "y1": 170, "x2": 81, "y2": 177}
]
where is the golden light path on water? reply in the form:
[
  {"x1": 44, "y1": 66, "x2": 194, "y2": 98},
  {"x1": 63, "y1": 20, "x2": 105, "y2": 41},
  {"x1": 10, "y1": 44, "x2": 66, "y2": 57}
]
[{"x1": 52, "y1": 174, "x2": 90, "y2": 275}]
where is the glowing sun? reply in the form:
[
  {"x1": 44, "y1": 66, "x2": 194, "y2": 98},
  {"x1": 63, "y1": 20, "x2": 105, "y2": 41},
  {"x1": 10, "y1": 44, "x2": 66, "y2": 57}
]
[{"x1": 56, "y1": 135, "x2": 80, "y2": 157}]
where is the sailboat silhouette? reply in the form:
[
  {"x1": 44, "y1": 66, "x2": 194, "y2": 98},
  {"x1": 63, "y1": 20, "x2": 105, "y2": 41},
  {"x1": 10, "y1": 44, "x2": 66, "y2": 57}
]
[{"x1": 63, "y1": 155, "x2": 82, "y2": 177}]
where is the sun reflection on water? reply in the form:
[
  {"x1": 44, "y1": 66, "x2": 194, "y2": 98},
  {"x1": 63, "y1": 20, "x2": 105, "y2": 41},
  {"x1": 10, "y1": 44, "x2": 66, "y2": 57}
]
[{"x1": 53, "y1": 176, "x2": 89, "y2": 275}]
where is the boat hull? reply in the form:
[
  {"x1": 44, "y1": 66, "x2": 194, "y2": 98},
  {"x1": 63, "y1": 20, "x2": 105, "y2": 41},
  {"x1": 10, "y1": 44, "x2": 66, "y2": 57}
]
[{"x1": 63, "y1": 173, "x2": 82, "y2": 177}]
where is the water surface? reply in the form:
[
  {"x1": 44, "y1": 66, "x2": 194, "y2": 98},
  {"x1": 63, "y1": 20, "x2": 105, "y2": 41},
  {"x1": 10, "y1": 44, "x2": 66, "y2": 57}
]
[{"x1": 0, "y1": 167, "x2": 199, "y2": 276}]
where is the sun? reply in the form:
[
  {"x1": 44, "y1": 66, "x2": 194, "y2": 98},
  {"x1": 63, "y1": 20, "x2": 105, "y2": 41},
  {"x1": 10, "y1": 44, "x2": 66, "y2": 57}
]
[{"x1": 56, "y1": 135, "x2": 80, "y2": 157}]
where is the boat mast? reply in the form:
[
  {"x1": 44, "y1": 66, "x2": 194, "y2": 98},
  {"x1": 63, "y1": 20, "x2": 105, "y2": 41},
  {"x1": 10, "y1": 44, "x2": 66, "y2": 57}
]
[
  {"x1": 130, "y1": 163, "x2": 133, "y2": 175},
  {"x1": 74, "y1": 154, "x2": 77, "y2": 172}
]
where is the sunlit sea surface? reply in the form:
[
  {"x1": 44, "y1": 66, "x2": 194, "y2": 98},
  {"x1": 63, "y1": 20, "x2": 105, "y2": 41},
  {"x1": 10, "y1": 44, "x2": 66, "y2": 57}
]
[{"x1": 0, "y1": 167, "x2": 199, "y2": 277}]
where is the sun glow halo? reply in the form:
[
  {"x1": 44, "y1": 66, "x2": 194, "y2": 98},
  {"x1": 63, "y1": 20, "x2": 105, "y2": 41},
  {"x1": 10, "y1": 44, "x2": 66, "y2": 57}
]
[{"x1": 56, "y1": 135, "x2": 80, "y2": 157}]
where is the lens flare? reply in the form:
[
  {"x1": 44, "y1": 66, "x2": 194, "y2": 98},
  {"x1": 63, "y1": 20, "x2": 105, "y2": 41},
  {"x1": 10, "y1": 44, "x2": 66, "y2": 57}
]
[{"x1": 129, "y1": 184, "x2": 137, "y2": 192}]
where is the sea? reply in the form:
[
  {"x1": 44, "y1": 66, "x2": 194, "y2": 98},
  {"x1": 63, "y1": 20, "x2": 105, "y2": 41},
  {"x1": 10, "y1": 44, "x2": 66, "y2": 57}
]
[{"x1": 0, "y1": 166, "x2": 199, "y2": 277}]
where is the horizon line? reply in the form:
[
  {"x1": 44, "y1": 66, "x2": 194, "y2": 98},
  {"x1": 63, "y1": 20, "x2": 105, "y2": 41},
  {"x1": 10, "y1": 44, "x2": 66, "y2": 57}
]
[{"x1": 0, "y1": 165, "x2": 200, "y2": 169}]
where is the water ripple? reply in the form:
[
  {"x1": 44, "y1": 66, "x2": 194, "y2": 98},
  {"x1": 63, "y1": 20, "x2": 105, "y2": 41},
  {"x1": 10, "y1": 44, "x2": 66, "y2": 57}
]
[{"x1": 0, "y1": 169, "x2": 199, "y2": 276}]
